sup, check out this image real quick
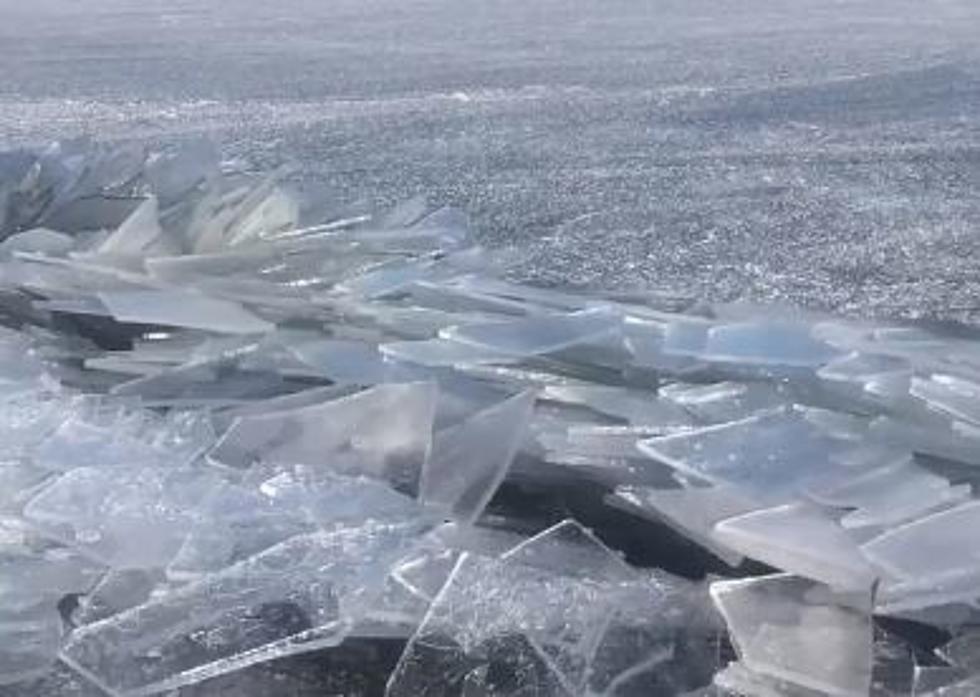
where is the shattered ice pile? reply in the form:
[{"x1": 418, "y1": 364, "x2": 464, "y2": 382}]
[{"x1": 2, "y1": 139, "x2": 980, "y2": 696}]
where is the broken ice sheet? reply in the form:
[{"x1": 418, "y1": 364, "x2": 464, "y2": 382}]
[
  {"x1": 658, "y1": 381, "x2": 788, "y2": 424},
  {"x1": 910, "y1": 373, "x2": 980, "y2": 427},
  {"x1": 713, "y1": 502, "x2": 876, "y2": 591},
  {"x1": 607, "y1": 485, "x2": 759, "y2": 566},
  {"x1": 440, "y1": 307, "x2": 621, "y2": 356},
  {"x1": 700, "y1": 320, "x2": 841, "y2": 371},
  {"x1": 710, "y1": 574, "x2": 872, "y2": 697},
  {"x1": 380, "y1": 337, "x2": 521, "y2": 368},
  {"x1": 713, "y1": 662, "x2": 827, "y2": 697},
  {"x1": 805, "y1": 456, "x2": 969, "y2": 529},
  {"x1": 168, "y1": 472, "x2": 425, "y2": 580},
  {"x1": 540, "y1": 384, "x2": 693, "y2": 429},
  {"x1": 420, "y1": 390, "x2": 535, "y2": 523},
  {"x1": 386, "y1": 553, "x2": 609, "y2": 697},
  {"x1": 861, "y1": 500, "x2": 980, "y2": 586},
  {"x1": 62, "y1": 520, "x2": 427, "y2": 695},
  {"x1": 637, "y1": 407, "x2": 888, "y2": 499},
  {"x1": 207, "y1": 382, "x2": 436, "y2": 491},
  {"x1": 23, "y1": 465, "x2": 221, "y2": 568},
  {"x1": 98, "y1": 289, "x2": 274, "y2": 334},
  {"x1": 277, "y1": 334, "x2": 392, "y2": 384}
]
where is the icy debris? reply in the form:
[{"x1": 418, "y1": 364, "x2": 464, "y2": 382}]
[{"x1": 5, "y1": 138, "x2": 980, "y2": 694}]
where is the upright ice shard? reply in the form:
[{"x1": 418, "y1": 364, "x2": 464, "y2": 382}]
[
  {"x1": 207, "y1": 382, "x2": 437, "y2": 490},
  {"x1": 420, "y1": 390, "x2": 536, "y2": 523},
  {"x1": 710, "y1": 574, "x2": 872, "y2": 697}
]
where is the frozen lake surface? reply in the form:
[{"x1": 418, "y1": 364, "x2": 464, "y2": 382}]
[{"x1": 2, "y1": 0, "x2": 980, "y2": 320}]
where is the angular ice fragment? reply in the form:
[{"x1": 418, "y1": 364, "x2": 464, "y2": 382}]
[
  {"x1": 714, "y1": 503, "x2": 876, "y2": 590},
  {"x1": 420, "y1": 390, "x2": 535, "y2": 523},
  {"x1": 279, "y1": 336, "x2": 391, "y2": 384},
  {"x1": 911, "y1": 374, "x2": 980, "y2": 427},
  {"x1": 710, "y1": 574, "x2": 872, "y2": 697},
  {"x1": 659, "y1": 381, "x2": 788, "y2": 424},
  {"x1": 861, "y1": 500, "x2": 980, "y2": 582},
  {"x1": 440, "y1": 308, "x2": 620, "y2": 356},
  {"x1": 208, "y1": 382, "x2": 436, "y2": 490},
  {"x1": 23, "y1": 466, "x2": 220, "y2": 568},
  {"x1": 98, "y1": 289, "x2": 274, "y2": 334},
  {"x1": 638, "y1": 408, "x2": 878, "y2": 497},
  {"x1": 541, "y1": 384, "x2": 692, "y2": 429},
  {"x1": 608, "y1": 485, "x2": 759, "y2": 566},
  {"x1": 501, "y1": 519, "x2": 636, "y2": 583},
  {"x1": 386, "y1": 553, "x2": 606, "y2": 697},
  {"x1": 93, "y1": 196, "x2": 176, "y2": 258},
  {"x1": 169, "y1": 473, "x2": 423, "y2": 579},
  {"x1": 806, "y1": 457, "x2": 969, "y2": 529},
  {"x1": 62, "y1": 521, "x2": 426, "y2": 695},
  {"x1": 703, "y1": 321, "x2": 841, "y2": 369},
  {"x1": 380, "y1": 337, "x2": 520, "y2": 367}
]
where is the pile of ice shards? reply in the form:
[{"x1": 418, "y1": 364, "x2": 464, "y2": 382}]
[{"x1": 2, "y1": 139, "x2": 980, "y2": 697}]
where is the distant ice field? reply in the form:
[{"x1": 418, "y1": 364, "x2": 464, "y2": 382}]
[{"x1": 3, "y1": 0, "x2": 980, "y2": 323}]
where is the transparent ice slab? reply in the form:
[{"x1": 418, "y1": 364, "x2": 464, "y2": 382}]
[
  {"x1": 207, "y1": 382, "x2": 436, "y2": 490},
  {"x1": 710, "y1": 574, "x2": 872, "y2": 697},
  {"x1": 638, "y1": 407, "x2": 888, "y2": 499},
  {"x1": 98, "y1": 289, "x2": 274, "y2": 335},
  {"x1": 23, "y1": 465, "x2": 221, "y2": 568},
  {"x1": 861, "y1": 501, "x2": 980, "y2": 584},
  {"x1": 440, "y1": 308, "x2": 621, "y2": 356},
  {"x1": 169, "y1": 472, "x2": 424, "y2": 580},
  {"x1": 420, "y1": 390, "x2": 535, "y2": 523},
  {"x1": 607, "y1": 485, "x2": 759, "y2": 566},
  {"x1": 61, "y1": 520, "x2": 427, "y2": 696},
  {"x1": 805, "y1": 457, "x2": 969, "y2": 529},
  {"x1": 713, "y1": 503, "x2": 876, "y2": 591}
]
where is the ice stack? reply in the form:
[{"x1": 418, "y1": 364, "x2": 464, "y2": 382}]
[{"x1": 1, "y1": 138, "x2": 980, "y2": 696}]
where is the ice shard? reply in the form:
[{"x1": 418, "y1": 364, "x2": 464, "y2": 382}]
[
  {"x1": 420, "y1": 390, "x2": 536, "y2": 523},
  {"x1": 207, "y1": 382, "x2": 437, "y2": 490},
  {"x1": 61, "y1": 520, "x2": 428, "y2": 695},
  {"x1": 713, "y1": 503, "x2": 877, "y2": 591},
  {"x1": 98, "y1": 289, "x2": 274, "y2": 335},
  {"x1": 710, "y1": 574, "x2": 873, "y2": 697}
]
